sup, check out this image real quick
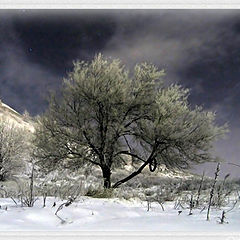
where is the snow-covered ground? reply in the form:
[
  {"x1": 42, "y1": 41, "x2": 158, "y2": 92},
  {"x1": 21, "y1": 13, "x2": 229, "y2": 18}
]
[{"x1": 0, "y1": 197, "x2": 238, "y2": 231}]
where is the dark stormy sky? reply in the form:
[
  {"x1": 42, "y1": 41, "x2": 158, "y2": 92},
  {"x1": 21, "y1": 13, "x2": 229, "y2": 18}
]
[{"x1": 0, "y1": 9, "x2": 240, "y2": 177}]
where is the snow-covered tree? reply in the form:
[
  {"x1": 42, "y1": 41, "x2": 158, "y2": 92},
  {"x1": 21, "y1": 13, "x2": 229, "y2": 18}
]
[
  {"x1": 34, "y1": 54, "x2": 227, "y2": 188},
  {"x1": 0, "y1": 118, "x2": 30, "y2": 181}
]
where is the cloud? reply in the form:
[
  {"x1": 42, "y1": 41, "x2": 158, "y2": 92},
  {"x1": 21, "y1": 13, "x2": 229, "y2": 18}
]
[
  {"x1": 0, "y1": 17, "x2": 60, "y2": 115},
  {"x1": 102, "y1": 10, "x2": 240, "y2": 83}
]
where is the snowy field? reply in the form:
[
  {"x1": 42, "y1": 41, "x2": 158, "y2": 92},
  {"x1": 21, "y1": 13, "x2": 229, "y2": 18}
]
[{"x1": 0, "y1": 197, "x2": 239, "y2": 232}]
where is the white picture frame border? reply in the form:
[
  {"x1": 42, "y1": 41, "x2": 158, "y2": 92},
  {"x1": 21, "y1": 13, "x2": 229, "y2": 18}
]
[
  {"x1": 1, "y1": 231, "x2": 240, "y2": 240},
  {"x1": 0, "y1": 0, "x2": 240, "y2": 9}
]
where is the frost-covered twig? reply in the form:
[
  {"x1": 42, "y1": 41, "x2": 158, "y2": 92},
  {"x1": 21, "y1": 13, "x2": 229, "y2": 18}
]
[
  {"x1": 55, "y1": 184, "x2": 82, "y2": 216},
  {"x1": 19, "y1": 164, "x2": 36, "y2": 207},
  {"x1": 174, "y1": 199, "x2": 185, "y2": 210},
  {"x1": 218, "y1": 210, "x2": 228, "y2": 224},
  {"x1": 189, "y1": 194, "x2": 194, "y2": 215},
  {"x1": 207, "y1": 163, "x2": 220, "y2": 221},
  {"x1": 0, "y1": 188, "x2": 17, "y2": 205},
  {"x1": 196, "y1": 171, "x2": 205, "y2": 207},
  {"x1": 216, "y1": 173, "x2": 230, "y2": 208},
  {"x1": 55, "y1": 196, "x2": 74, "y2": 215},
  {"x1": 226, "y1": 200, "x2": 239, "y2": 213}
]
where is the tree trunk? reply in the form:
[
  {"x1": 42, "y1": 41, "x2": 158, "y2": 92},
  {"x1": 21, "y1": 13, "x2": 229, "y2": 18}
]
[
  {"x1": 101, "y1": 166, "x2": 111, "y2": 188},
  {"x1": 0, "y1": 166, "x2": 6, "y2": 181},
  {"x1": 0, "y1": 172, "x2": 6, "y2": 182}
]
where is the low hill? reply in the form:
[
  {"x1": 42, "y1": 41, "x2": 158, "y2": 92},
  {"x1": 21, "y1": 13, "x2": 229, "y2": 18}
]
[{"x1": 0, "y1": 100, "x2": 35, "y2": 133}]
